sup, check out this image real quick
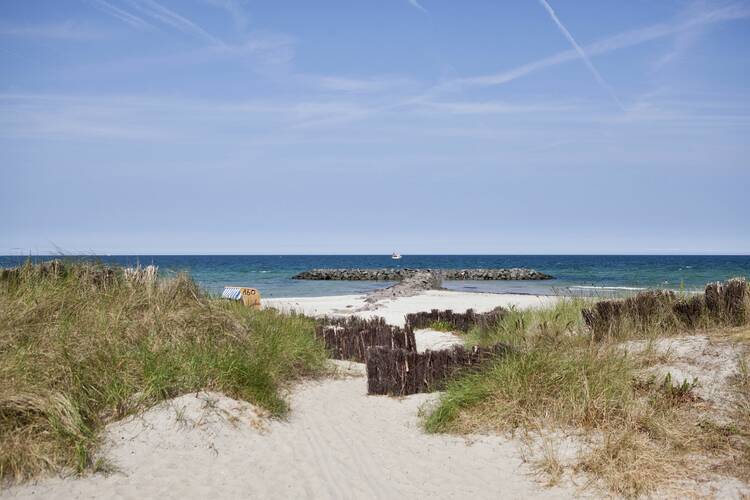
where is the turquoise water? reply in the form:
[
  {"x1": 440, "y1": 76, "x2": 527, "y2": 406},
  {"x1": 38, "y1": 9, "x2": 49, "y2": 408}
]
[{"x1": 1, "y1": 255, "x2": 748, "y2": 298}]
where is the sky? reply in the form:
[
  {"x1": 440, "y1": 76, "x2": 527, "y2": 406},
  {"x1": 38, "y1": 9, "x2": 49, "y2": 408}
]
[{"x1": 1, "y1": 0, "x2": 749, "y2": 255}]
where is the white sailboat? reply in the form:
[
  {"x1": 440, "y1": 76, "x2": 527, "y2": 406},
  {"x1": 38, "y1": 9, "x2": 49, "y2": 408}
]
[{"x1": 391, "y1": 252, "x2": 402, "y2": 260}]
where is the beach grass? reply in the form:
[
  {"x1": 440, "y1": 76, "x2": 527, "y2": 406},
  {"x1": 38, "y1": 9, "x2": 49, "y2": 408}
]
[
  {"x1": 427, "y1": 320, "x2": 456, "y2": 332},
  {"x1": 0, "y1": 261, "x2": 328, "y2": 483},
  {"x1": 425, "y1": 297, "x2": 750, "y2": 497}
]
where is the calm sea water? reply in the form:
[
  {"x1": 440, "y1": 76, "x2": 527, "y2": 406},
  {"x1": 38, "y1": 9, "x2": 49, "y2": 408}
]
[{"x1": 1, "y1": 255, "x2": 748, "y2": 298}]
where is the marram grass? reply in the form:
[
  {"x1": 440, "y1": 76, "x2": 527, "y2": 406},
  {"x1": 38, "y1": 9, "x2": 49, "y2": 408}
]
[
  {"x1": 424, "y1": 298, "x2": 750, "y2": 497},
  {"x1": 0, "y1": 262, "x2": 328, "y2": 483}
]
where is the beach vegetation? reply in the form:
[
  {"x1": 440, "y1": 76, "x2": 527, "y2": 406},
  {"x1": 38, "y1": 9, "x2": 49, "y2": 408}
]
[
  {"x1": 427, "y1": 320, "x2": 456, "y2": 332},
  {"x1": 0, "y1": 261, "x2": 328, "y2": 483},
  {"x1": 425, "y1": 296, "x2": 750, "y2": 497}
]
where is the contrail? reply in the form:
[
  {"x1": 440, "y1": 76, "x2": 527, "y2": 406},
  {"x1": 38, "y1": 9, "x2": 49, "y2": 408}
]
[
  {"x1": 128, "y1": 0, "x2": 225, "y2": 46},
  {"x1": 88, "y1": 0, "x2": 153, "y2": 30},
  {"x1": 439, "y1": 3, "x2": 749, "y2": 92},
  {"x1": 407, "y1": 0, "x2": 428, "y2": 14},
  {"x1": 538, "y1": 0, "x2": 623, "y2": 109}
]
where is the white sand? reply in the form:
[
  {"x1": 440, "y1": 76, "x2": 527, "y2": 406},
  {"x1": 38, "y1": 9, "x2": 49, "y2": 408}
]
[
  {"x1": 412, "y1": 328, "x2": 465, "y2": 351},
  {"x1": 263, "y1": 289, "x2": 557, "y2": 327},
  {"x1": 4, "y1": 375, "x2": 580, "y2": 500},
  {"x1": 264, "y1": 290, "x2": 557, "y2": 352}
]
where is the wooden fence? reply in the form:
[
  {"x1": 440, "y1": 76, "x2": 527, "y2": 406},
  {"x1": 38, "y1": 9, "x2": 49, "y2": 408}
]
[
  {"x1": 582, "y1": 278, "x2": 749, "y2": 339},
  {"x1": 315, "y1": 316, "x2": 416, "y2": 363},
  {"x1": 404, "y1": 308, "x2": 505, "y2": 332},
  {"x1": 366, "y1": 343, "x2": 510, "y2": 396},
  {"x1": 705, "y1": 278, "x2": 749, "y2": 326}
]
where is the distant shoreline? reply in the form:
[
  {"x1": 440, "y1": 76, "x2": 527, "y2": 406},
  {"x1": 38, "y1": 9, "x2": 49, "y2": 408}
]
[{"x1": 1, "y1": 254, "x2": 747, "y2": 299}]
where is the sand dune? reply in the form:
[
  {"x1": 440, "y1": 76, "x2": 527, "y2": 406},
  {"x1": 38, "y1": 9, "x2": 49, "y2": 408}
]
[
  {"x1": 4, "y1": 364, "x2": 579, "y2": 500},
  {"x1": 6, "y1": 291, "x2": 745, "y2": 498},
  {"x1": 4, "y1": 290, "x2": 571, "y2": 500}
]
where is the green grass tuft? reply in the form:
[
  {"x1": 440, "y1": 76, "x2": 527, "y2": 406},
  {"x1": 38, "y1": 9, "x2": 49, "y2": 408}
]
[
  {"x1": 425, "y1": 340, "x2": 633, "y2": 434},
  {"x1": 427, "y1": 320, "x2": 456, "y2": 332}
]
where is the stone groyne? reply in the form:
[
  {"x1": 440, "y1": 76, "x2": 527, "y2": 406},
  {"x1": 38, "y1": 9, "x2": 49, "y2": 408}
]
[
  {"x1": 292, "y1": 268, "x2": 553, "y2": 281},
  {"x1": 364, "y1": 270, "x2": 443, "y2": 302}
]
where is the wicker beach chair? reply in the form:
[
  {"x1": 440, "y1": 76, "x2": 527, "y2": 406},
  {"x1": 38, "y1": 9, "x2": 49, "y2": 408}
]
[{"x1": 222, "y1": 286, "x2": 261, "y2": 308}]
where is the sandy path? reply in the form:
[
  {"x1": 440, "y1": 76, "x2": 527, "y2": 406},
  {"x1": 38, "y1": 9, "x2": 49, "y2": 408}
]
[
  {"x1": 4, "y1": 368, "x2": 578, "y2": 500},
  {"x1": 263, "y1": 290, "x2": 557, "y2": 327},
  {"x1": 3, "y1": 292, "x2": 575, "y2": 499}
]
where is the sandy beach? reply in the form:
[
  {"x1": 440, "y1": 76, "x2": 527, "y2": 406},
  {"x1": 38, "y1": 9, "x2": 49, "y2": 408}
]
[
  {"x1": 4, "y1": 285, "x2": 748, "y2": 499},
  {"x1": 264, "y1": 289, "x2": 558, "y2": 327},
  {"x1": 3, "y1": 374, "x2": 580, "y2": 500},
  {"x1": 2, "y1": 290, "x2": 578, "y2": 500}
]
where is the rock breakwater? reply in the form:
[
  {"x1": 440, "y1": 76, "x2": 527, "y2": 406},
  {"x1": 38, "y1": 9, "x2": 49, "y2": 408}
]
[
  {"x1": 365, "y1": 270, "x2": 443, "y2": 302},
  {"x1": 292, "y1": 268, "x2": 553, "y2": 281}
]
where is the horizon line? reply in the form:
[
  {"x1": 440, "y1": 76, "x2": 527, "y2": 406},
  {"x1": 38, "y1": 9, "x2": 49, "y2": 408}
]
[{"x1": 2, "y1": 253, "x2": 749, "y2": 257}]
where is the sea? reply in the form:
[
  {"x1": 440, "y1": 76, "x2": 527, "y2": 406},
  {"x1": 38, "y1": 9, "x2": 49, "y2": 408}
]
[{"x1": 2, "y1": 255, "x2": 749, "y2": 298}]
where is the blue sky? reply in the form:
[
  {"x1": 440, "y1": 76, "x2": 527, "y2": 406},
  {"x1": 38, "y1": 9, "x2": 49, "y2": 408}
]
[{"x1": 1, "y1": 0, "x2": 748, "y2": 254}]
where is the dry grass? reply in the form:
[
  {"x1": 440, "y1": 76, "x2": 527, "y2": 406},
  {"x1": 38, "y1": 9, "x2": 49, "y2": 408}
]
[
  {"x1": 531, "y1": 436, "x2": 565, "y2": 487},
  {"x1": 726, "y1": 350, "x2": 750, "y2": 482},
  {"x1": 582, "y1": 278, "x2": 749, "y2": 342},
  {"x1": 425, "y1": 294, "x2": 750, "y2": 498},
  {"x1": 0, "y1": 261, "x2": 328, "y2": 484}
]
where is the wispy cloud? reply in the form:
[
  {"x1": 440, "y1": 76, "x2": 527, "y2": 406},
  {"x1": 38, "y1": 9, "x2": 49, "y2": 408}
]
[
  {"x1": 601, "y1": 87, "x2": 750, "y2": 126},
  {"x1": 80, "y1": 32, "x2": 295, "y2": 73},
  {"x1": 87, "y1": 0, "x2": 226, "y2": 46},
  {"x1": 537, "y1": 0, "x2": 623, "y2": 109},
  {"x1": 79, "y1": 1, "x2": 292, "y2": 82},
  {"x1": 127, "y1": 0, "x2": 224, "y2": 46},
  {"x1": 0, "y1": 93, "x2": 379, "y2": 140},
  {"x1": 204, "y1": 0, "x2": 249, "y2": 31},
  {"x1": 440, "y1": 2, "x2": 750, "y2": 93},
  {"x1": 585, "y1": 2, "x2": 749, "y2": 59},
  {"x1": 307, "y1": 75, "x2": 416, "y2": 93},
  {"x1": 87, "y1": 0, "x2": 153, "y2": 30},
  {"x1": 652, "y1": 0, "x2": 719, "y2": 70},
  {"x1": 290, "y1": 101, "x2": 376, "y2": 129},
  {"x1": 0, "y1": 22, "x2": 104, "y2": 40},
  {"x1": 407, "y1": 0, "x2": 428, "y2": 14},
  {"x1": 418, "y1": 99, "x2": 577, "y2": 115},
  {"x1": 653, "y1": 29, "x2": 700, "y2": 69},
  {"x1": 1, "y1": 91, "x2": 747, "y2": 152}
]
